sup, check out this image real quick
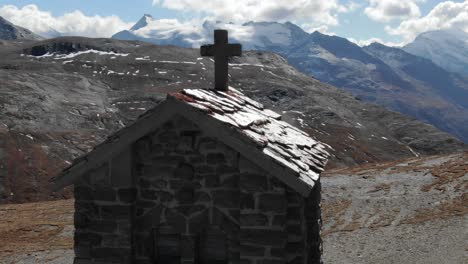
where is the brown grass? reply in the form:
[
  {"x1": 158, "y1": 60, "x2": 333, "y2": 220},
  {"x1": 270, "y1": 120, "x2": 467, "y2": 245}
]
[
  {"x1": 401, "y1": 194, "x2": 468, "y2": 225},
  {"x1": 421, "y1": 153, "x2": 468, "y2": 192},
  {"x1": 0, "y1": 199, "x2": 74, "y2": 257},
  {"x1": 321, "y1": 199, "x2": 352, "y2": 236}
]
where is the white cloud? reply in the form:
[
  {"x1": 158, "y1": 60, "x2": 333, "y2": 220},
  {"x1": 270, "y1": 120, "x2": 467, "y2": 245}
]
[
  {"x1": 386, "y1": 1, "x2": 468, "y2": 44},
  {"x1": 0, "y1": 4, "x2": 133, "y2": 37},
  {"x1": 365, "y1": 0, "x2": 421, "y2": 22},
  {"x1": 153, "y1": 0, "x2": 349, "y2": 27}
]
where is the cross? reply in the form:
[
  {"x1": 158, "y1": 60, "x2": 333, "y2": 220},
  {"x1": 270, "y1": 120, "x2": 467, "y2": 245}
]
[{"x1": 201, "y1": 29, "x2": 242, "y2": 91}]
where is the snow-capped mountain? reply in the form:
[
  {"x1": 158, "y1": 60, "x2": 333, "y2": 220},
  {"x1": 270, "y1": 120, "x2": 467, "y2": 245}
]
[
  {"x1": 403, "y1": 29, "x2": 468, "y2": 75},
  {"x1": 112, "y1": 16, "x2": 468, "y2": 142},
  {"x1": 112, "y1": 15, "x2": 310, "y2": 50},
  {"x1": 0, "y1": 16, "x2": 43, "y2": 40}
]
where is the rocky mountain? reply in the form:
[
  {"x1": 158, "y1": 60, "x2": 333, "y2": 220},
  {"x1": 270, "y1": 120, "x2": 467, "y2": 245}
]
[
  {"x1": 1, "y1": 152, "x2": 466, "y2": 263},
  {"x1": 403, "y1": 29, "x2": 468, "y2": 75},
  {"x1": 112, "y1": 18, "x2": 468, "y2": 143},
  {"x1": 0, "y1": 16, "x2": 43, "y2": 41},
  {"x1": 0, "y1": 37, "x2": 465, "y2": 203},
  {"x1": 363, "y1": 42, "x2": 468, "y2": 141}
]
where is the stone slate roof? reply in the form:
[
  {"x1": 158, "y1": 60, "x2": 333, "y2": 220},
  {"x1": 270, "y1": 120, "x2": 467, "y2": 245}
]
[
  {"x1": 53, "y1": 87, "x2": 330, "y2": 195},
  {"x1": 169, "y1": 88, "x2": 330, "y2": 189}
]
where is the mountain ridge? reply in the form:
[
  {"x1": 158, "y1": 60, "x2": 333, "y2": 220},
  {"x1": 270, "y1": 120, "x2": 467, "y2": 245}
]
[
  {"x1": 0, "y1": 36, "x2": 465, "y2": 203},
  {"x1": 0, "y1": 16, "x2": 43, "y2": 41},
  {"x1": 112, "y1": 17, "x2": 468, "y2": 142}
]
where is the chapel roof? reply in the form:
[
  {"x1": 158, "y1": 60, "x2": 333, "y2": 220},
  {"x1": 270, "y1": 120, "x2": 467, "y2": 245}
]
[
  {"x1": 53, "y1": 87, "x2": 330, "y2": 196},
  {"x1": 169, "y1": 88, "x2": 330, "y2": 188}
]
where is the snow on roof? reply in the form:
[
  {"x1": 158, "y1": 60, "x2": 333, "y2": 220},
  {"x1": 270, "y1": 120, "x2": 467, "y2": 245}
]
[
  {"x1": 169, "y1": 87, "x2": 329, "y2": 188},
  {"x1": 53, "y1": 87, "x2": 330, "y2": 195}
]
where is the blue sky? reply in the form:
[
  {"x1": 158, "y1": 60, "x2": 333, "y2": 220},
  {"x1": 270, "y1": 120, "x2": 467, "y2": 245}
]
[{"x1": 0, "y1": 0, "x2": 466, "y2": 46}]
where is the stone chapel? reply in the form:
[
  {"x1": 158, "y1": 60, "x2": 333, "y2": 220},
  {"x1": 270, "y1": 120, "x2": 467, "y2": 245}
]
[{"x1": 53, "y1": 30, "x2": 330, "y2": 264}]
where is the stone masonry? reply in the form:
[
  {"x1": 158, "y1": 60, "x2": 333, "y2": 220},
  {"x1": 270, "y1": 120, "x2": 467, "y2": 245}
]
[{"x1": 73, "y1": 115, "x2": 322, "y2": 264}]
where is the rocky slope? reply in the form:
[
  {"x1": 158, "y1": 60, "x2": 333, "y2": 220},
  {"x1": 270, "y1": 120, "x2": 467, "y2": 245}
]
[
  {"x1": 0, "y1": 37, "x2": 465, "y2": 204},
  {"x1": 1, "y1": 152, "x2": 466, "y2": 263},
  {"x1": 0, "y1": 16, "x2": 43, "y2": 41},
  {"x1": 113, "y1": 18, "x2": 468, "y2": 143}
]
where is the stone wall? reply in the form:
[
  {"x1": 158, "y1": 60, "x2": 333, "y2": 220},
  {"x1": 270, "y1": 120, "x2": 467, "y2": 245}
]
[{"x1": 73, "y1": 114, "x2": 322, "y2": 263}]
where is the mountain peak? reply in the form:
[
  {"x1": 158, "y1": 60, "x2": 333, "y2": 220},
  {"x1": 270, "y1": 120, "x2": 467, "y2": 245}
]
[
  {"x1": 0, "y1": 15, "x2": 43, "y2": 40},
  {"x1": 130, "y1": 14, "x2": 154, "y2": 31},
  {"x1": 404, "y1": 28, "x2": 468, "y2": 75}
]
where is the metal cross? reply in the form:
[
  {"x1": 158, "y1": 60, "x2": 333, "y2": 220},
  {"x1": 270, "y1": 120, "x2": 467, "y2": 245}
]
[{"x1": 201, "y1": 30, "x2": 242, "y2": 91}]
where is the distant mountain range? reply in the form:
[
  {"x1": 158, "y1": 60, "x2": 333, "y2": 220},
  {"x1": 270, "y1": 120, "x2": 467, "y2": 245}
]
[
  {"x1": 0, "y1": 16, "x2": 43, "y2": 41},
  {"x1": 1, "y1": 15, "x2": 467, "y2": 142},
  {"x1": 113, "y1": 16, "x2": 468, "y2": 142},
  {"x1": 403, "y1": 29, "x2": 468, "y2": 76}
]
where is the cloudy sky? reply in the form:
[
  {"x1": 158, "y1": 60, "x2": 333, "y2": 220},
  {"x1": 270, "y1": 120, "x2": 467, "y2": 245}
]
[{"x1": 0, "y1": 0, "x2": 466, "y2": 46}]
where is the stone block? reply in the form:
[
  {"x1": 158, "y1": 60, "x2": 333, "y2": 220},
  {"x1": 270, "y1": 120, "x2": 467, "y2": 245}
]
[
  {"x1": 240, "y1": 193, "x2": 254, "y2": 210},
  {"x1": 195, "y1": 191, "x2": 211, "y2": 203},
  {"x1": 285, "y1": 242, "x2": 304, "y2": 255},
  {"x1": 196, "y1": 165, "x2": 215, "y2": 174},
  {"x1": 73, "y1": 258, "x2": 93, "y2": 264},
  {"x1": 158, "y1": 130, "x2": 179, "y2": 144},
  {"x1": 87, "y1": 219, "x2": 117, "y2": 233},
  {"x1": 74, "y1": 211, "x2": 89, "y2": 229},
  {"x1": 174, "y1": 163, "x2": 195, "y2": 180},
  {"x1": 258, "y1": 194, "x2": 287, "y2": 213},
  {"x1": 286, "y1": 224, "x2": 302, "y2": 236},
  {"x1": 206, "y1": 153, "x2": 226, "y2": 164},
  {"x1": 93, "y1": 187, "x2": 116, "y2": 202},
  {"x1": 270, "y1": 247, "x2": 285, "y2": 258},
  {"x1": 188, "y1": 154, "x2": 205, "y2": 164},
  {"x1": 213, "y1": 190, "x2": 239, "y2": 208},
  {"x1": 135, "y1": 205, "x2": 162, "y2": 231},
  {"x1": 205, "y1": 174, "x2": 220, "y2": 187},
  {"x1": 240, "y1": 213, "x2": 268, "y2": 226},
  {"x1": 156, "y1": 191, "x2": 173, "y2": 202},
  {"x1": 74, "y1": 232, "x2": 102, "y2": 247},
  {"x1": 198, "y1": 137, "x2": 218, "y2": 153},
  {"x1": 141, "y1": 189, "x2": 159, "y2": 200},
  {"x1": 176, "y1": 204, "x2": 206, "y2": 217},
  {"x1": 90, "y1": 247, "x2": 131, "y2": 261},
  {"x1": 180, "y1": 235, "x2": 196, "y2": 259},
  {"x1": 188, "y1": 209, "x2": 209, "y2": 233},
  {"x1": 165, "y1": 210, "x2": 187, "y2": 233},
  {"x1": 152, "y1": 155, "x2": 185, "y2": 167},
  {"x1": 74, "y1": 246, "x2": 91, "y2": 259},
  {"x1": 118, "y1": 188, "x2": 137, "y2": 203},
  {"x1": 239, "y1": 155, "x2": 263, "y2": 173},
  {"x1": 287, "y1": 207, "x2": 301, "y2": 219},
  {"x1": 100, "y1": 205, "x2": 132, "y2": 220},
  {"x1": 216, "y1": 164, "x2": 239, "y2": 174},
  {"x1": 110, "y1": 148, "x2": 133, "y2": 188},
  {"x1": 176, "y1": 186, "x2": 195, "y2": 204},
  {"x1": 272, "y1": 215, "x2": 286, "y2": 226},
  {"x1": 239, "y1": 244, "x2": 265, "y2": 256},
  {"x1": 75, "y1": 185, "x2": 93, "y2": 201},
  {"x1": 240, "y1": 229, "x2": 286, "y2": 246},
  {"x1": 222, "y1": 175, "x2": 239, "y2": 188},
  {"x1": 89, "y1": 163, "x2": 110, "y2": 186},
  {"x1": 75, "y1": 201, "x2": 99, "y2": 219},
  {"x1": 240, "y1": 173, "x2": 267, "y2": 192},
  {"x1": 257, "y1": 259, "x2": 286, "y2": 264}
]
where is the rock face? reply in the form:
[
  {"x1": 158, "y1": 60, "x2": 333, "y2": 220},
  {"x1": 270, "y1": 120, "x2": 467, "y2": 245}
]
[
  {"x1": 72, "y1": 115, "x2": 322, "y2": 263},
  {"x1": 0, "y1": 16, "x2": 43, "y2": 40},
  {"x1": 113, "y1": 19, "x2": 468, "y2": 143},
  {"x1": 0, "y1": 37, "x2": 465, "y2": 203}
]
